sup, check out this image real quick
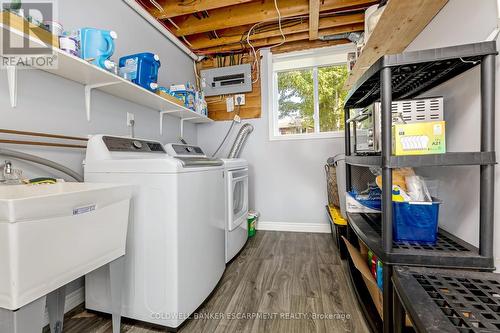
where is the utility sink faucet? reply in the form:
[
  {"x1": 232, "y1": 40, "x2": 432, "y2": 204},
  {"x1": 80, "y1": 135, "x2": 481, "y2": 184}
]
[{"x1": 2, "y1": 160, "x2": 23, "y2": 185}]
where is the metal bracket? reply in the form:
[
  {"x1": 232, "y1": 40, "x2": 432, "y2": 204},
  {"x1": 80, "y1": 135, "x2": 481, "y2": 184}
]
[
  {"x1": 6, "y1": 66, "x2": 17, "y2": 108},
  {"x1": 159, "y1": 110, "x2": 179, "y2": 136},
  {"x1": 84, "y1": 81, "x2": 121, "y2": 121},
  {"x1": 180, "y1": 117, "x2": 197, "y2": 138}
]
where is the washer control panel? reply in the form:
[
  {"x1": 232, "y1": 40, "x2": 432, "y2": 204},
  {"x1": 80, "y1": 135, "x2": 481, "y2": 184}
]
[{"x1": 102, "y1": 136, "x2": 166, "y2": 153}]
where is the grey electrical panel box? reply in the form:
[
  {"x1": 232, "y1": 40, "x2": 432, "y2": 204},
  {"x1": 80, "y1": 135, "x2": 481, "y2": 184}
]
[{"x1": 200, "y1": 64, "x2": 253, "y2": 97}]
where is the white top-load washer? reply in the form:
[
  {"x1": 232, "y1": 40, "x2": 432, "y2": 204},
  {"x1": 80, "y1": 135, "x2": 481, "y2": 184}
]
[
  {"x1": 221, "y1": 158, "x2": 249, "y2": 263},
  {"x1": 84, "y1": 135, "x2": 225, "y2": 330}
]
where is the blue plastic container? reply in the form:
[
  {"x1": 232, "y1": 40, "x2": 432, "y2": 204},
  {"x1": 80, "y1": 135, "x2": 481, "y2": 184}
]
[
  {"x1": 79, "y1": 28, "x2": 117, "y2": 70},
  {"x1": 119, "y1": 53, "x2": 161, "y2": 91},
  {"x1": 393, "y1": 200, "x2": 441, "y2": 244}
]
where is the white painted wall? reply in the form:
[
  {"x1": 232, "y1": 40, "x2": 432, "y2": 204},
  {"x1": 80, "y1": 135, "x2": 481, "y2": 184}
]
[
  {"x1": 0, "y1": 0, "x2": 197, "y2": 305},
  {"x1": 404, "y1": 0, "x2": 500, "y2": 267},
  {"x1": 198, "y1": 49, "x2": 345, "y2": 229}
]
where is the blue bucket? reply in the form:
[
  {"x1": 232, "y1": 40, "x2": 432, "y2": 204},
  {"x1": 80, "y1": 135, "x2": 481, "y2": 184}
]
[{"x1": 393, "y1": 200, "x2": 440, "y2": 244}]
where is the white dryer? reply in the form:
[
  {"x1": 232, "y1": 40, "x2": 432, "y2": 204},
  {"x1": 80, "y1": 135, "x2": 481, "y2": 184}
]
[
  {"x1": 221, "y1": 158, "x2": 249, "y2": 263},
  {"x1": 84, "y1": 135, "x2": 225, "y2": 331}
]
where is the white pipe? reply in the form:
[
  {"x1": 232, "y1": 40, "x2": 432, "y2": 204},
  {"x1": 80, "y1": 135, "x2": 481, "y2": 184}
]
[
  {"x1": 122, "y1": 0, "x2": 199, "y2": 61},
  {"x1": 0, "y1": 148, "x2": 83, "y2": 182}
]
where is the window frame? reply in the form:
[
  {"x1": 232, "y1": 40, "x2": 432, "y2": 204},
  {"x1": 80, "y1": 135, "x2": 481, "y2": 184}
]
[{"x1": 267, "y1": 46, "x2": 353, "y2": 141}]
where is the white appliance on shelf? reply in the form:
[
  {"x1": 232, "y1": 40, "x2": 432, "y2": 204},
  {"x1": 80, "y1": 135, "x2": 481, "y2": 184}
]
[
  {"x1": 84, "y1": 135, "x2": 225, "y2": 331},
  {"x1": 221, "y1": 158, "x2": 249, "y2": 263}
]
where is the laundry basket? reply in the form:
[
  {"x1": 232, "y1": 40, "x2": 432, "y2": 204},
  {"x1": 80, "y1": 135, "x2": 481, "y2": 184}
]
[{"x1": 325, "y1": 154, "x2": 346, "y2": 218}]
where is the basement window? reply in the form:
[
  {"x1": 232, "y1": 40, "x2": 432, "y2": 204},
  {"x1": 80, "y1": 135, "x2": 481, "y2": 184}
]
[{"x1": 268, "y1": 46, "x2": 352, "y2": 141}]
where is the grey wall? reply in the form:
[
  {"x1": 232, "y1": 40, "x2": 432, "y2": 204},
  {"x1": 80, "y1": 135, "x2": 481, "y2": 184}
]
[
  {"x1": 404, "y1": 0, "x2": 500, "y2": 267},
  {"x1": 0, "y1": 0, "x2": 196, "y2": 303},
  {"x1": 0, "y1": 0, "x2": 197, "y2": 181},
  {"x1": 198, "y1": 50, "x2": 344, "y2": 227}
]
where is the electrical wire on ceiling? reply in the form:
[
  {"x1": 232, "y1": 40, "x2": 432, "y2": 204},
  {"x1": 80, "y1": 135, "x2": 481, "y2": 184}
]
[
  {"x1": 245, "y1": 0, "x2": 285, "y2": 83},
  {"x1": 269, "y1": 0, "x2": 286, "y2": 49},
  {"x1": 149, "y1": 0, "x2": 163, "y2": 11},
  {"x1": 148, "y1": 0, "x2": 181, "y2": 30},
  {"x1": 246, "y1": 22, "x2": 260, "y2": 83}
]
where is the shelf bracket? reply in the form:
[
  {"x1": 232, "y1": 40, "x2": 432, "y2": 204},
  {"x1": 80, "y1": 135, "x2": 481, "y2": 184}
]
[
  {"x1": 6, "y1": 66, "x2": 17, "y2": 108},
  {"x1": 84, "y1": 81, "x2": 121, "y2": 121},
  {"x1": 180, "y1": 117, "x2": 197, "y2": 138},
  {"x1": 159, "y1": 110, "x2": 179, "y2": 136}
]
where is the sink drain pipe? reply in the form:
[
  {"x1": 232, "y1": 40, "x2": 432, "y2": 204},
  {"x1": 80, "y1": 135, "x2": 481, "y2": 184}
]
[{"x1": 0, "y1": 148, "x2": 83, "y2": 182}]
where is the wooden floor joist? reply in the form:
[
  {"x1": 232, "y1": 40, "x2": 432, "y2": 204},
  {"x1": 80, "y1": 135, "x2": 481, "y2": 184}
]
[
  {"x1": 149, "y1": 0, "x2": 255, "y2": 19},
  {"x1": 265, "y1": 38, "x2": 349, "y2": 54},
  {"x1": 168, "y1": 0, "x2": 377, "y2": 37},
  {"x1": 200, "y1": 23, "x2": 363, "y2": 53},
  {"x1": 188, "y1": 13, "x2": 364, "y2": 50},
  {"x1": 309, "y1": 0, "x2": 320, "y2": 40}
]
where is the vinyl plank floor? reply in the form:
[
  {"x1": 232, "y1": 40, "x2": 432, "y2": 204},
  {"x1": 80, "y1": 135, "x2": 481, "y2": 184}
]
[{"x1": 58, "y1": 231, "x2": 369, "y2": 333}]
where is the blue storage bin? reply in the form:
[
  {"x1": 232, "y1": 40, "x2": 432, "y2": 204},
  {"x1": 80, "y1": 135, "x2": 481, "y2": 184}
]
[{"x1": 393, "y1": 200, "x2": 441, "y2": 244}]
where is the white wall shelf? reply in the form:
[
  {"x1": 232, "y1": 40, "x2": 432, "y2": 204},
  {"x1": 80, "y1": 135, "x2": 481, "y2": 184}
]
[{"x1": 0, "y1": 19, "x2": 212, "y2": 127}]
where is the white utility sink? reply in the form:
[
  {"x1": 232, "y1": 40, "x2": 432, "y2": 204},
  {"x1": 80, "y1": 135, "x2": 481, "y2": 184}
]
[{"x1": 0, "y1": 182, "x2": 132, "y2": 310}]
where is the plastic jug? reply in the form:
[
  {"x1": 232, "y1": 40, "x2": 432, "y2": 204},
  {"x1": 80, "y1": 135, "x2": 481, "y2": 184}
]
[
  {"x1": 79, "y1": 28, "x2": 117, "y2": 70},
  {"x1": 119, "y1": 53, "x2": 161, "y2": 91}
]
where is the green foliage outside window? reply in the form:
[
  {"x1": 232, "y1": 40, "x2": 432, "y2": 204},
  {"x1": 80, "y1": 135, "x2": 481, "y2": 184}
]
[{"x1": 277, "y1": 65, "x2": 348, "y2": 134}]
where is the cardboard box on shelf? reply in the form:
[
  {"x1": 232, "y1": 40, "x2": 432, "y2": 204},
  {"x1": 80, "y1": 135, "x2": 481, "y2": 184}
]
[
  {"x1": 156, "y1": 90, "x2": 184, "y2": 107},
  {"x1": 392, "y1": 121, "x2": 446, "y2": 156},
  {"x1": 343, "y1": 236, "x2": 412, "y2": 326},
  {"x1": 343, "y1": 236, "x2": 383, "y2": 316}
]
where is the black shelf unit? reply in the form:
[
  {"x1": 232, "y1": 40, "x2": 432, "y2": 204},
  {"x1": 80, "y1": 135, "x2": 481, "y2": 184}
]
[
  {"x1": 346, "y1": 152, "x2": 496, "y2": 168},
  {"x1": 343, "y1": 41, "x2": 497, "y2": 333},
  {"x1": 348, "y1": 213, "x2": 494, "y2": 270},
  {"x1": 392, "y1": 266, "x2": 500, "y2": 332}
]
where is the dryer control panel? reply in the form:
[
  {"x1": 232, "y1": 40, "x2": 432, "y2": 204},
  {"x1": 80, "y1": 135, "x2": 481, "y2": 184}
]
[
  {"x1": 102, "y1": 136, "x2": 166, "y2": 153},
  {"x1": 164, "y1": 143, "x2": 223, "y2": 167},
  {"x1": 165, "y1": 144, "x2": 206, "y2": 157}
]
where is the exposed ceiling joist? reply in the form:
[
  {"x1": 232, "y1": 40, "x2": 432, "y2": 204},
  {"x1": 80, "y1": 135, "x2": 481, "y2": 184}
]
[
  {"x1": 168, "y1": 0, "x2": 377, "y2": 37},
  {"x1": 150, "y1": 0, "x2": 255, "y2": 19},
  {"x1": 188, "y1": 13, "x2": 364, "y2": 50},
  {"x1": 199, "y1": 23, "x2": 362, "y2": 53},
  {"x1": 309, "y1": 0, "x2": 320, "y2": 40},
  {"x1": 272, "y1": 38, "x2": 350, "y2": 53}
]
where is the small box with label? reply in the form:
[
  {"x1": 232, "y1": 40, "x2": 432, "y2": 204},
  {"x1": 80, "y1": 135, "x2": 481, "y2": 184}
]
[{"x1": 392, "y1": 121, "x2": 446, "y2": 156}]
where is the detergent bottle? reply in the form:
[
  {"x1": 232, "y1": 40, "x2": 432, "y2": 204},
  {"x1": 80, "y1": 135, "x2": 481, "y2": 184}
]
[
  {"x1": 79, "y1": 28, "x2": 118, "y2": 70},
  {"x1": 119, "y1": 53, "x2": 161, "y2": 91}
]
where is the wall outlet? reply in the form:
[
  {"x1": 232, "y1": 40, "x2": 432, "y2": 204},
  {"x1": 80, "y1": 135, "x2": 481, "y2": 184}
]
[
  {"x1": 235, "y1": 94, "x2": 246, "y2": 105},
  {"x1": 226, "y1": 97, "x2": 235, "y2": 112},
  {"x1": 127, "y1": 112, "x2": 135, "y2": 127}
]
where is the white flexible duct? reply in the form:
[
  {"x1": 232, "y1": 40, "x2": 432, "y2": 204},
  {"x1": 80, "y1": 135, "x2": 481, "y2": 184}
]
[
  {"x1": 228, "y1": 123, "x2": 254, "y2": 159},
  {"x1": 0, "y1": 148, "x2": 83, "y2": 182}
]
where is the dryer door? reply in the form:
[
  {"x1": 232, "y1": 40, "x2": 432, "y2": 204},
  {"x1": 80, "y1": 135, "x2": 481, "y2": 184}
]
[{"x1": 227, "y1": 168, "x2": 249, "y2": 231}]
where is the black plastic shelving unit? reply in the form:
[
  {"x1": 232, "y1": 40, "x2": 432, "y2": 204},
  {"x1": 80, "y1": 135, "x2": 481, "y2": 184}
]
[
  {"x1": 343, "y1": 41, "x2": 498, "y2": 333},
  {"x1": 345, "y1": 152, "x2": 496, "y2": 168},
  {"x1": 392, "y1": 266, "x2": 500, "y2": 332},
  {"x1": 348, "y1": 213, "x2": 494, "y2": 270}
]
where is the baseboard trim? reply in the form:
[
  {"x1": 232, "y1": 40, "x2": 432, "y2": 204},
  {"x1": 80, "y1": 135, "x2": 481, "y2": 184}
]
[
  {"x1": 43, "y1": 287, "x2": 85, "y2": 325},
  {"x1": 256, "y1": 221, "x2": 331, "y2": 233}
]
